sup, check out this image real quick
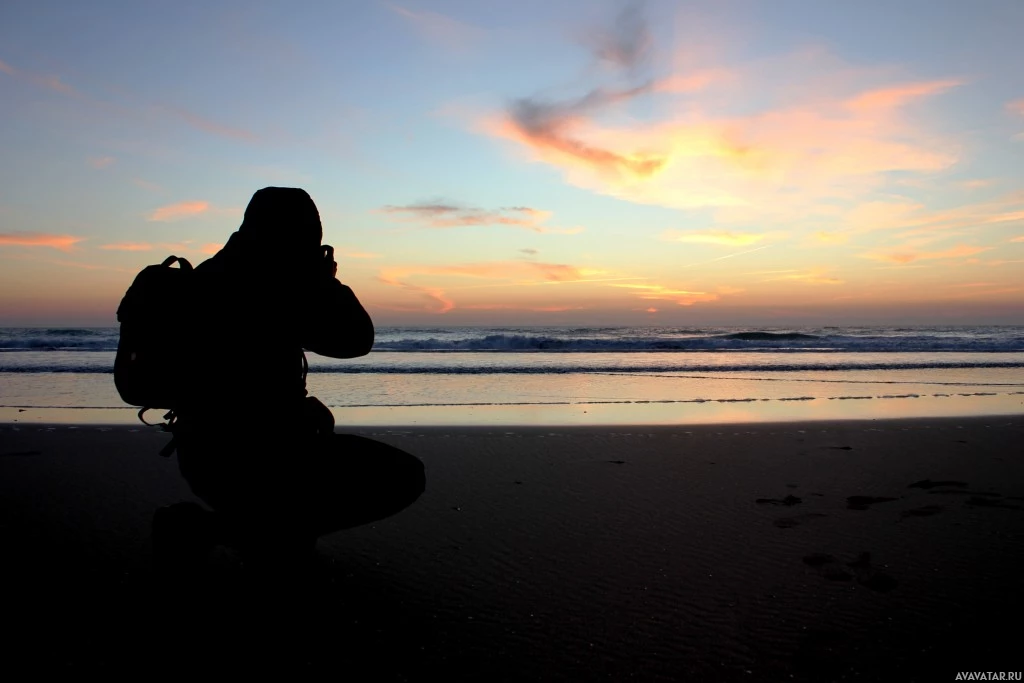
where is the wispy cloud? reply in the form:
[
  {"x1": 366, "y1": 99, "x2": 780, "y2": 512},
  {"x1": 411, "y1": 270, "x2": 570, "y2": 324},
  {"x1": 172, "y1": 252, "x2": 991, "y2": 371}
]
[
  {"x1": 610, "y1": 283, "x2": 720, "y2": 306},
  {"x1": 478, "y1": 7, "x2": 963, "y2": 219},
  {"x1": 2, "y1": 57, "x2": 257, "y2": 143},
  {"x1": 156, "y1": 105, "x2": 258, "y2": 142},
  {"x1": 760, "y1": 269, "x2": 844, "y2": 285},
  {"x1": 1007, "y1": 99, "x2": 1024, "y2": 117},
  {"x1": 132, "y1": 178, "x2": 164, "y2": 192},
  {"x1": 664, "y1": 230, "x2": 766, "y2": 246},
  {"x1": 375, "y1": 275, "x2": 455, "y2": 314},
  {"x1": 89, "y1": 156, "x2": 115, "y2": 170},
  {"x1": 99, "y1": 240, "x2": 222, "y2": 255},
  {"x1": 583, "y1": 0, "x2": 651, "y2": 71},
  {"x1": 861, "y1": 244, "x2": 990, "y2": 264},
  {"x1": 389, "y1": 4, "x2": 483, "y2": 52},
  {"x1": 100, "y1": 242, "x2": 154, "y2": 251},
  {"x1": 380, "y1": 201, "x2": 568, "y2": 233},
  {"x1": 147, "y1": 200, "x2": 210, "y2": 222},
  {"x1": 1011, "y1": 235, "x2": 1024, "y2": 243},
  {"x1": 0, "y1": 57, "x2": 76, "y2": 95},
  {"x1": 0, "y1": 232, "x2": 85, "y2": 251},
  {"x1": 461, "y1": 304, "x2": 584, "y2": 312}
]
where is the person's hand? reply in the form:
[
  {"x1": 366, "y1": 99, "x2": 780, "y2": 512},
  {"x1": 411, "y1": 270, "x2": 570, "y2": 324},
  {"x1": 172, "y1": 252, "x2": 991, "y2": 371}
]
[{"x1": 322, "y1": 244, "x2": 338, "y2": 280}]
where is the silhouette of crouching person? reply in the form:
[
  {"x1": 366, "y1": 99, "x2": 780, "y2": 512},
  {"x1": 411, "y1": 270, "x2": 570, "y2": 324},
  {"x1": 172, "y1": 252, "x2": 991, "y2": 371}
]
[{"x1": 155, "y1": 187, "x2": 424, "y2": 568}]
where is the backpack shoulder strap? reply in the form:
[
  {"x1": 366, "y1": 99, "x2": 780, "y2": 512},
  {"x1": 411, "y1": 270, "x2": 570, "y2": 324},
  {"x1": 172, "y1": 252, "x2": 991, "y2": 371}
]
[{"x1": 161, "y1": 255, "x2": 193, "y2": 271}]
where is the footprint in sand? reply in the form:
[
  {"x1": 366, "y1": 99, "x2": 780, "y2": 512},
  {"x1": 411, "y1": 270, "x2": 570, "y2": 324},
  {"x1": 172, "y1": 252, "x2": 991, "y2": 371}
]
[
  {"x1": 965, "y1": 496, "x2": 1023, "y2": 510},
  {"x1": 774, "y1": 513, "x2": 827, "y2": 528},
  {"x1": 846, "y1": 552, "x2": 899, "y2": 592},
  {"x1": 802, "y1": 553, "x2": 852, "y2": 581},
  {"x1": 802, "y1": 552, "x2": 899, "y2": 591},
  {"x1": 900, "y1": 504, "x2": 944, "y2": 518},
  {"x1": 846, "y1": 496, "x2": 899, "y2": 510},
  {"x1": 757, "y1": 495, "x2": 802, "y2": 506},
  {"x1": 908, "y1": 479, "x2": 967, "y2": 490}
]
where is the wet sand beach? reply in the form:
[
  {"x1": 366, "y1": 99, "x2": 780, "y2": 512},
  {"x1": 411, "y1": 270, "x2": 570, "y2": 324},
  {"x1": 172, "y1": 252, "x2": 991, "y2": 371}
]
[{"x1": 1, "y1": 416, "x2": 1023, "y2": 680}]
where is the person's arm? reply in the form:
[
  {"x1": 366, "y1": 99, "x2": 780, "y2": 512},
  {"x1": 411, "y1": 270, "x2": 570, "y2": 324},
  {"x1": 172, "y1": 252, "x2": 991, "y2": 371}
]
[{"x1": 301, "y1": 277, "x2": 375, "y2": 358}]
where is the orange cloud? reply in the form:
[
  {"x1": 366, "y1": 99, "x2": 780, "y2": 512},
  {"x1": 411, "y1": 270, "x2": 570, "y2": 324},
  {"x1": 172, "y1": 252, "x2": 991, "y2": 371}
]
[
  {"x1": 375, "y1": 275, "x2": 454, "y2": 314},
  {"x1": 100, "y1": 242, "x2": 154, "y2": 251},
  {"x1": 861, "y1": 244, "x2": 990, "y2": 264},
  {"x1": 813, "y1": 231, "x2": 849, "y2": 245},
  {"x1": 461, "y1": 304, "x2": 584, "y2": 312},
  {"x1": 1011, "y1": 236, "x2": 1024, "y2": 243},
  {"x1": 653, "y1": 69, "x2": 733, "y2": 94},
  {"x1": 612, "y1": 283, "x2": 720, "y2": 306},
  {"x1": 0, "y1": 232, "x2": 84, "y2": 251},
  {"x1": 147, "y1": 201, "x2": 210, "y2": 222},
  {"x1": 1007, "y1": 99, "x2": 1024, "y2": 116},
  {"x1": 845, "y1": 80, "x2": 961, "y2": 111},
  {"x1": 381, "y1": 202, "x2": 558, "y2": 232},
  {"x1": 379, "y1": 261, "x2": 604, "y2": 284},
  {"x1": 760, "y1": 270, "x2": 844, "y2": 285},
  {"x1": 98, "y1": 241, "x2": 221, "y2": 255},
  {"x1": 479, "y1": 12, "x2": 963, "y2": 218},
  {"x1": 665, "y1": 230, "x2": 766, "y2": 246}
]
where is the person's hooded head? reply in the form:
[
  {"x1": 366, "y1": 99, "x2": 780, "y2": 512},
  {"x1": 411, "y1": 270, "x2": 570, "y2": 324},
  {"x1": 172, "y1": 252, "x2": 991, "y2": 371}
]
[{"x1": 237, "y1": 187, "x2": 322, "y2": 254}]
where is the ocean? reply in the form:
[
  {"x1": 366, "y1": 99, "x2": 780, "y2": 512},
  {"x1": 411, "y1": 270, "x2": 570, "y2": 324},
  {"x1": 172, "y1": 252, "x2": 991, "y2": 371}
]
[{"x1": 2, "y1": 325, "x2": 1024, "y2": 425}]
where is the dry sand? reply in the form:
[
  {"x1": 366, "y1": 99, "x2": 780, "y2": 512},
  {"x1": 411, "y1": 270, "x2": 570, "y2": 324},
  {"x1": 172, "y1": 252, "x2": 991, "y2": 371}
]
[{"x1": 1, "y1": 416, "x2": 1023, "y2": 680}]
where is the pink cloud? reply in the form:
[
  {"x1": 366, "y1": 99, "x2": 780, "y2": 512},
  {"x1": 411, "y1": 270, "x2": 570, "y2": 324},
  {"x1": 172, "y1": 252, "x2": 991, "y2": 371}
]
[
  {"x1": 380, "y1": 202, "x2": 556, "y2": 232},
  {"x1": 389, "y1": 4, "x2": 483, "y2": 52},
  {"x1": 90, "y1": 156, "x2": 115, "y2": 169},
  {"x1": 478, "y1": 11, "x2": 964, "y2": 218},
  {"x1": 147, "y1": 201, "x2": 210, "y2": 222},
  {"x1": 159, "y1": 105, "x2": 257, "y2": 142},
  {"x1": 845, "y1": 80, "x2": 961, "y2": 111},
  {"x1": 1007, "y1": 99, "x2": 1024, "y2": 116},
  {"x1": 132, "y1": 178, "x2": 163, "y2": 192},
  {"x1": 861, "y1": 244, "x2": 991, "y2": 264},
  {"x1": 100, "y1": 242, "x2": 154, "y2": 251},
  {"x1": 0, "y1": 57, "x2": 76, "y2": 95},
  {"x1": 0, "y1": 232, "x2": 85, "y2": 251}
]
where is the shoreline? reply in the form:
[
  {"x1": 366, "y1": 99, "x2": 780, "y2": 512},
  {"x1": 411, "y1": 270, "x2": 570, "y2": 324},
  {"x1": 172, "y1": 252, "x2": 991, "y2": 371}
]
[
  {"x1": 2, "y1": 415, "x2": 1023, "y2": 679},
  {"x1": 3, "y1": 388, "x2": 1024, "y2": 427}
]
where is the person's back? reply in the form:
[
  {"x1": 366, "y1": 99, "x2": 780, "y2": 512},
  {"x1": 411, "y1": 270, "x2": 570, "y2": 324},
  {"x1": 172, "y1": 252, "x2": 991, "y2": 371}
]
[{"x1": 180, "y1": 187, "x2": 373, "y2": 430}]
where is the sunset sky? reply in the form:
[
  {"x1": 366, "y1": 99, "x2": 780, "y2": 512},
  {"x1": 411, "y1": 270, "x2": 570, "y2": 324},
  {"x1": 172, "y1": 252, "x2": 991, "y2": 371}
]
[{"x1": 2, "y1": 0, "x2": 1023, "y2": 326}]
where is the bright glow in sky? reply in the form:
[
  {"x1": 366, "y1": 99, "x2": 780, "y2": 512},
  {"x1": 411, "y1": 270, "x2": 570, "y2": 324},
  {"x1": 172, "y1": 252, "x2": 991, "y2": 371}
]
[{"x1": 2, "y1": 0, "x2": 1023, "y2": 326}]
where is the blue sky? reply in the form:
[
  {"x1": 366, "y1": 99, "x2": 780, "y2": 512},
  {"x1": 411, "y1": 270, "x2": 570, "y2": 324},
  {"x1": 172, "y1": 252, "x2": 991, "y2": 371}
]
[{"x1": 2, "y1": 0, "x2": 1023, "y2": 325}]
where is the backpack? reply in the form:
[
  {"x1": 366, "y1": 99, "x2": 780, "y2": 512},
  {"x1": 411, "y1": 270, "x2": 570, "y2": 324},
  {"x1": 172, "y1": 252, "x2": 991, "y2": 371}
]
[{"x1": 114, "y1": 255, "x2": 194, "y2": 452}]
